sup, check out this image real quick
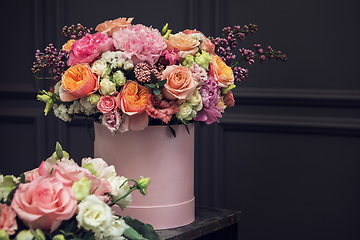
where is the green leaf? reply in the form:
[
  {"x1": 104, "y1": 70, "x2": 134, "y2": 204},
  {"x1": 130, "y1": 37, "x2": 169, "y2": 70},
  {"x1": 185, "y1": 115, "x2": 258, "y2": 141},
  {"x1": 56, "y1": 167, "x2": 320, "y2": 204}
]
[
  {"x1": 184, "y1": 124, "x2": 190, "y2": 135},
  {"x1": 145, "y1": 83, "x2": 156, "y2": 88},
  {"x1": 169, "y1": 126, "x2": 176, "y2": 137},
  {"x1": 124, "y1": 216, "x2": 144, "y2": 233},
  {"x1": 20, "y1": 173, "x2": 26, "y2": 183},
  {"x1": 124, "y1": 226, "x2": 148, "y2": 240},
  {"x1": 82, "y1": 231, "x2": 95, "y2": 240},
  {"x1": 150, "y1": 73, "x2": 158, "y2": 83},
  {"x1": 140, "y1": 224, "x2": 160, "y2": 240},
  {"x1": 157, "y1": 79, "x2": 167, "y2": 87},
  {"x1": 153, "y1": 89, "x2": 161, "y2": 95}
]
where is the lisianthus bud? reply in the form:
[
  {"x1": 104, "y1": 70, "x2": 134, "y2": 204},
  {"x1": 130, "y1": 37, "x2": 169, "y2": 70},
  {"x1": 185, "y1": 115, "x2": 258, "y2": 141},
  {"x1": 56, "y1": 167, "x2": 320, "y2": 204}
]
[
  {"x1": 161, "y1": 23, "x2": 169, "y2": 36},
  {"x1": 176, "y1": 102, "x2": 196, "y2": 121},
  {"x1": 194, "y1": 50, "x2": 211, "y2": 70},
  {"x1": 112, "y1": 70, "x2": 127, "y2": 87},
  {"x1": 14, "y1": 230, "x2": 33, "y2": 240},
  {"x1": 82, "y1": 162, "x2": 97, "y2": 176},
  {"x1": 182, "y1": 55, "x2": 195, "y2": 68},
  {"x1": 72, "y1": 177, "x2": 92, "y2": 201},
  {"x1": 137, "y1": 177, "x2": 150, "y2": 196},
  {"x1": 99, "y1": 77, "x2": 117, "y2": 95},
  {"x1": 0, "y1": 175, "x2": 17, "y2": 200},
  {"x1": 0, "y1": 230, "x2": 9, "y2": 240},
  {"x1": 87, "y1": 94, "x2": 101, "y2": 105},
  {"x1": 52, "y1": 235, "x2": 65, "y2": 240},
  {"x1": 34, "y1": 229, "x2": 46, "y2": 240}
]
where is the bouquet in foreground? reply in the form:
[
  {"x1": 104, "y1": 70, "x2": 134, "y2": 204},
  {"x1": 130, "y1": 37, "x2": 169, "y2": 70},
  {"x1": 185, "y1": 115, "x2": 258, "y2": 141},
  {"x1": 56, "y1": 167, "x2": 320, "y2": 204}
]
[
  {"x1": 0, "y1": 143, "x2": 159, "y2": 240},
  {"x1": 33, "y1": 17, "x2": 286, "y2": 134}
]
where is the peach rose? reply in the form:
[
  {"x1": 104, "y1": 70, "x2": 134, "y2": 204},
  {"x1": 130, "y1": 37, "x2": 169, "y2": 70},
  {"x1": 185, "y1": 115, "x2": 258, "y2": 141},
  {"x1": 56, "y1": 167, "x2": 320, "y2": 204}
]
[
  {"x1": 183, "y1": 29, "x2": 215, "y2": 54},
  {"x1": 117, "y1": 80, "x2": 151, "y2": 115},
  {"x1": 95, "y1": 17, "x2": 133, "y2": 37},
  {"x1": 209, "y1": 54, "x2": 234, "y2": 88},
  {"x1": 161, "y1": 65, "x2": 199, "y2": 100},
  {"x1": 166, "y1": 32, "x2": 199, "y2": 60},
  {"x1": 10, "y1": 176, "x2": 77, "y2": 233},
  {"x1": 60, "y1": 64, "x2": 98, "y2": 101}
]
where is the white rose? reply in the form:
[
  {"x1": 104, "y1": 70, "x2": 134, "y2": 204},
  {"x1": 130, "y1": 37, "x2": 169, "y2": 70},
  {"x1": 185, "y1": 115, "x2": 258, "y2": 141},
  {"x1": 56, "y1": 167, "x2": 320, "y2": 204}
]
[
  {"x1": 92, "y1": 59, "x2": 110, "y2": 78},
  {"x1": 176, "y1": 102, "x2": 193, "y2": 121},
  {"x1": 76, "y1": 195, "x2": 113, "y2": 232},
  {"x1": 99, "y1": 77, "x2": 117, "y2": 95},
  {"x1": 111, "y1": 176, "x2": 132, "y2": 210}
]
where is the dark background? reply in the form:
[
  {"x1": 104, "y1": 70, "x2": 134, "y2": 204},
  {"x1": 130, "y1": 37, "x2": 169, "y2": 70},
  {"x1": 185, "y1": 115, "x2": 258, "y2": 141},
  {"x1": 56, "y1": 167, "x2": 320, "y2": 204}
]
[{"x1": 1, "y1": 0, "x2": 360, "y2": 239}]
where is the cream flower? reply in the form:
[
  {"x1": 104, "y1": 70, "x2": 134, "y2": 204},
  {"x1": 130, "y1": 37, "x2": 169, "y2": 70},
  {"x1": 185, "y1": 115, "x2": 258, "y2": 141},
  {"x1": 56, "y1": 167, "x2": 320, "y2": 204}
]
[
  {"x1": 111, "y1": 176, "x2": 132, "y2": 210},
  {"x1": 76, "y1": 195, "x2": 113, "y2": 232},
  {"x1": 99, "y1": 77, "x2": 117, "y2": 95},
  {"x1": 91, "y1": 59, "x2": 110, "y2": 78}
]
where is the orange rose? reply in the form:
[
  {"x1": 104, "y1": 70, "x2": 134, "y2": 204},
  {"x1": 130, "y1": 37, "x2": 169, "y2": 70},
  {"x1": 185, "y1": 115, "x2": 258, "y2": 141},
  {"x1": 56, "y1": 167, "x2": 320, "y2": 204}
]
[
  {"x1": 61, "y1": 64, "x2": 98, "y2": 100},
  {"x1": 166, "y1": 32, "x2": 199, "y2": 60},
  {"x1": 161, "y1": 65, "x2": 199, "y2": 100},
  {"x1": 118, "y1": 80, "x2": 151, "y2": 115},
  {"x1": 95, "y1": 17, "x2": 133, "y2": 37},
  {"x1": 209, "y1": 54, "x2": 234, "y2": 88}
]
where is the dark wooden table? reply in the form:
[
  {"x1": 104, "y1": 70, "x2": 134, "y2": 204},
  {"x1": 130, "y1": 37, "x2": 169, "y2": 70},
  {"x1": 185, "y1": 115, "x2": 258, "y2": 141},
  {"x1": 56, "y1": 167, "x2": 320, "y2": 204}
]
[{"x1": 156, "y1": 206, "x2": 241, "y2": 240}]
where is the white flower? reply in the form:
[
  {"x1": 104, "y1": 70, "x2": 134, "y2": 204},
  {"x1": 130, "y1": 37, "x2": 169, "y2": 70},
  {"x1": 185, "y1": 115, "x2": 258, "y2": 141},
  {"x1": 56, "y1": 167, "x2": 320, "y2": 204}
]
[
  {"x1": 189, "y1": 32, "x2": 205, "y2": 42},
  {"x1": 123, "y1": 60, "x2": 134, "y2": 71},
  {"x1": 100, "y1": 217, "x2": 129, "y2": 240},
  {"x1": 76, "y1": 195, "x2": 113, "y2": 232},
  {"x1": 92, "y1": 58, "x2": 111, "y2": 78},
  {"x1": 187, "y1": 89, "x2": 203, "y2": 111},
  {"x1": 53, "y1": 104, "x2": 72, "y2": 122},
  {"x1": 176, "y1": 102, "x2": 196, "y2": 121},
  {"x1": 80, "y1": 97, "x2": 98, "y2": 115},
  {"x1": 111, "y1": 176, "x2": 132, "y2": 210},
  {"x1": 99, "y1": 77, "x2": 117, "y2": 95}
]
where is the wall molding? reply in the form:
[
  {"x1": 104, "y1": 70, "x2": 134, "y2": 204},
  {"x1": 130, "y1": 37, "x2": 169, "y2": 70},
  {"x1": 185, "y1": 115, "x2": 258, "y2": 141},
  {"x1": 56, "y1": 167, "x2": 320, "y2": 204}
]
[
  {"x1": 221, "y1": 113, "x2": 360, "y2": 136},
  {"x1": 233, "y1": 87, "x2": 360, "y2": 107}
]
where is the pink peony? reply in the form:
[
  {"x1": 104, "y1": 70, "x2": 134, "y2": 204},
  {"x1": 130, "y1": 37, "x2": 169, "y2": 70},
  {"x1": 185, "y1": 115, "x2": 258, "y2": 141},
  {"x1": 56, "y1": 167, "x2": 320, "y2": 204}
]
[
  {"x1": 97, "y1": 95, "x2": 117, "y2": 113},
  {"x1": 0, "y1": 204, "x2": 18, "y2": 236},
  {"x1": 10, "y1": 176, "x2": 77, "y2": 233},
  {"x1": 146, "y1": 94, "x2": 179, "y2": 124},
  {"x1": 190, "y1": 63, "x2": 208, "y2": 83},
  {"x1": 67, "y1": 32, "x2": 114, "y2": 66},
  {"x1": 112, "y1": 24, "x2": 167, "y2": 65}
]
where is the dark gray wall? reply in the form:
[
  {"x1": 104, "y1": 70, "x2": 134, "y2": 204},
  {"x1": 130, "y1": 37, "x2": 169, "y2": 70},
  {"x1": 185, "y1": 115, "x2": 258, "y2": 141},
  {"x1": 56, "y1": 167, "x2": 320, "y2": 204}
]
[{"x1": 1, "y1": 0, "x2": 359, "y2": 239}]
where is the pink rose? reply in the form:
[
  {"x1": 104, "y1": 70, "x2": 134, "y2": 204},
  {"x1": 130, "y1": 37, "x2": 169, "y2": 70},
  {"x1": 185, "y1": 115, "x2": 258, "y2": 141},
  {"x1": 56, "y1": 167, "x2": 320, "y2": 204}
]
[
  {"x1": 97, "y1": 95, "x2": 117, "y2": 113},
  {"x1": 52, "y1": 161, "x2": 112, "y2": 197},
  {"x1": 161, "y1": 65, "x2": 199, "y2": 100},
  {"x1": 10, "y1": 176, "x2": 77, "y2": 233},
  {"x1": 67, "y1": 32, "x2": 114, "y2": 66},
  {"x1": 0, "y1": 204, "x2": 18, "y2": 236},
  {"x1": 158, "y1": 49, "x2": 179, "y2": 66},
  {"x1": 24, "y1": 168, "x2": 40, "y2": 182}
]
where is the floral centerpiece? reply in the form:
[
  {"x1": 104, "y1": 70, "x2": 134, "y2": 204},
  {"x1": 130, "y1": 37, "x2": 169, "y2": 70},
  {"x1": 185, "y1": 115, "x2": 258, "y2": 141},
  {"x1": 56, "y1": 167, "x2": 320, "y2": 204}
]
[
  {"x1": 33, "y1": 17, "x2": 286, "y2": 135},
  {"x1": 0, "y1": 142, "x2": 159, "y2": 240}
]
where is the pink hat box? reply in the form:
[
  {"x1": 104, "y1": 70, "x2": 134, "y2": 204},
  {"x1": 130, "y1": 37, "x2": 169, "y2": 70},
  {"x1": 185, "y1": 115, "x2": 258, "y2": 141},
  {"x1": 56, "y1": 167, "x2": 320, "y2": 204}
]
[{"x1": 94, "y1": 122, "x2": 195, "y2": 230}]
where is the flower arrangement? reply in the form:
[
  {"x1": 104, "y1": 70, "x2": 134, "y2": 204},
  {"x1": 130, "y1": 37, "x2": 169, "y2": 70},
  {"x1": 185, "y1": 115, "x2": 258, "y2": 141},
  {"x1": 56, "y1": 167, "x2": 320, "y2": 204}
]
[
  {"x1": 0, "y1": 142, "x2": 159, "y2": 240},
  {"x1": 33, "y1": 17, "x2": 286, "y2": 134}
]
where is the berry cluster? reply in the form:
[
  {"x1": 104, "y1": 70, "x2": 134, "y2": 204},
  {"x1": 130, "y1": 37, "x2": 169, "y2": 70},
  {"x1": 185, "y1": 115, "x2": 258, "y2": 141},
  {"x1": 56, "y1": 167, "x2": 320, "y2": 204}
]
[
  {"x1": 31, "y1": 43, "x2": 67, "y2": 83},
  {"x1": 212, "y1": 24, "x2": 286, "y2": 82},
  {"x1": 62, "y1": 23, "x2": 93, "y2": 40}
]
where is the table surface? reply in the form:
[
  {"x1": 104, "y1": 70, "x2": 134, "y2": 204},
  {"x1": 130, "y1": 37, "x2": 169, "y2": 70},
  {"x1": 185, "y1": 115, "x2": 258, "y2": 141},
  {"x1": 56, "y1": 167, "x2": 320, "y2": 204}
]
[{"x1": 156, "y1": 206, "x2": 241, "y2": 240}]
